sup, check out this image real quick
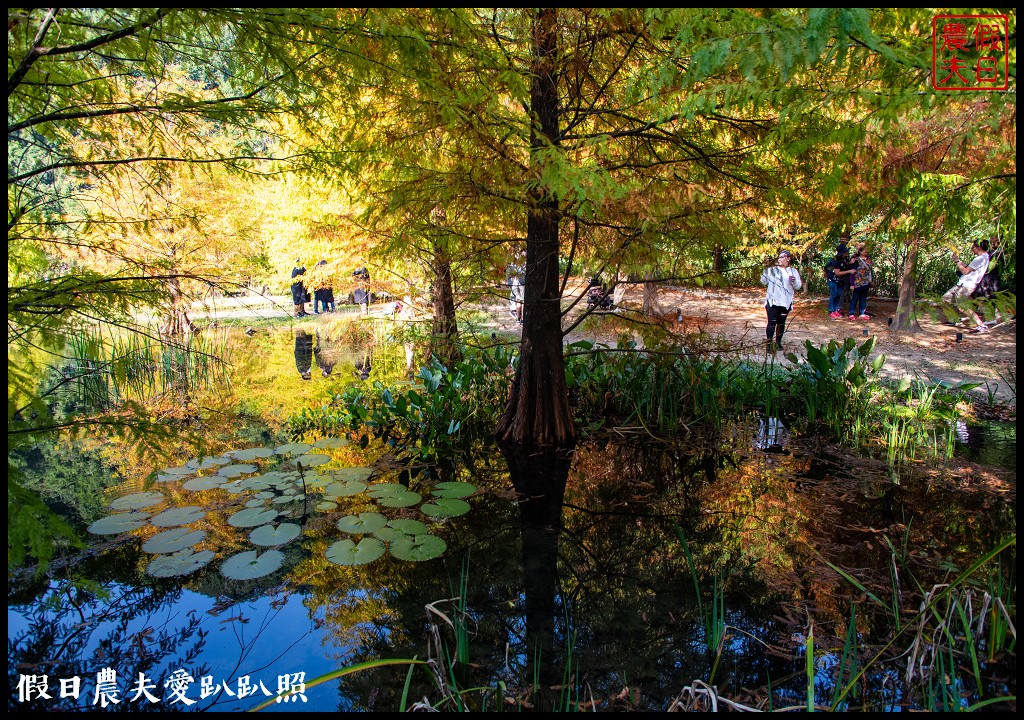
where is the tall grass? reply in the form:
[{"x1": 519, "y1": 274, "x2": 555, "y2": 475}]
[{"x1": 64, "y1": 326, "x2": 231, "y2": 412}]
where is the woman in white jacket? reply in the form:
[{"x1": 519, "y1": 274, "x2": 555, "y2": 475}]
[{"x1": 760, "y1": 249, "x2": 802, "y2": 352}]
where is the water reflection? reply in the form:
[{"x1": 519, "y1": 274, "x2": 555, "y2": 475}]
[
  {"x1": 499, "y1": 442, "x2": 571, "y2": 710},
  {"x1": 755, "y1": 415, "x2": 791, "y2": 453},
  {"x1": 8, "y1": 330, "x2": 1015, "y2": 712},
  {"x1": 294, "y1": 329, "x2": 313, "y2": 381}
]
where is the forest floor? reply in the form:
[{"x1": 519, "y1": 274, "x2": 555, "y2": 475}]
[{"x1": 188, "y1": 280, "x2": 1016, "y2": 408}]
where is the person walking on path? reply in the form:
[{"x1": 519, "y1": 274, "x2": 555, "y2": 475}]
[
  {"x1": 943, "y1": 238, "x2": 991, "y2": 333},
  {"x1": 824, "y1": 243, "x2": 855, "y2": 319},
  {"x1": 761, "y1": 249, "x2": 802, "y2": 352},
  {"x1": 848, "y1": 243, "x2": 874, "y2": 320},
  {"x1": 290, "y1": 260, "x2": 309, "y2": 318}
]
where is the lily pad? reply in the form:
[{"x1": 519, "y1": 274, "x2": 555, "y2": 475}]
[
  {"x1": 249, "y1": 523, "x2": 301, "y2": 547},
  {"x1": 336, "y1": 512, "x2": 388, "y2": 534},
  {"x1": 183, "y1": 476, "x2": 226, "y2": 492},
  {"x1": 325, "y1": 538, "x2": 385, "y2": 566},
  {"x1": 316, "y1": 500, "x2": 338, "y2": 512},
  {"x1": 274, "y1": 442, "x2": 312, "y2": 456},
  {"x1": 186, "y1": 455, "x2": 231, "y2": 470},
  {"x1": 109, "y1": 491, "x2": 164, "y2": 511},
  {"x1": 389, "y1": 534, "x2": 447, "y2": 561},
  {"x1": 88, "y1": 511, "x2": 151, "y2": 535},
  {"x1": 142, "y1": 527, "x2": 207, "y2": 554},
  {"x1": 217, "y1": 463, "x2": 259, "y2": 479},
  {"x1": 147, "y1": 548, "x2": 215, "y2": 578},
  {"x1": 245, "y1": 498, "x2": 267, "y2": 508},
  {"x1": 376, "y1": 490, "x2": 422, "y2": 508},
  {"x1": 331, "y1": 466, "x2": 374, "y2": 483},
  {"x1": 388, "y1": 518, "x2": 429, "y2": 535},
  {"x1": 272, "y1": 494, "x2": 302, "y2": 504},
  {"x1": 366, "y1": 483, "x2": 407, "y2": 498},
  {"x1": 150, "y1": 506, "x2": 207, "y2": 527},
  {"x1": 372, "y1": 526, "x2": 408, "y2": 543},
  {"x1": 229, "y1": 447, "x2": 276, "y2": 461},
  {"x1": 220, "y1": 549, "x2": 285, "y2": 580},
  {"x1": 160, "y1": 465, "x2": 195, "y2": 477},
  {"x1": 420, "y1": 498, "x2": 471, "y2": 518},
  {"x1": 304, "y1": 474, "x2": 333, "y2": 489},
  {"x1": 293, "y1": 453, "x2": 331, "y2": 468},
  {"x1": 312, "y1": 437, "x2": 349, "y2": 449},
  {"x1": 432, "y1": 481, "x2": 476, "y2": 499},
  {"x1": 227, "y1": 507, "x2": 279, "y2": 528},
  {"x1": 323, "y1": 479, "x2": 368, "y2": 498}
]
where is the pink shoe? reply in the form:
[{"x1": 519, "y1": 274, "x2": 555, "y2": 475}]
[
  {"x1": 848, "y1": 315, "x2": 856, "y2": 320},
  {"x1": 858, "y1": 314, "x2": 870, "y2": 320}
]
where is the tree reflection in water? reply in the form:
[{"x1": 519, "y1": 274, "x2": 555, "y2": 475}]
[{"x1": 499, "y1": 441, "x2": 572, "y2": 711}]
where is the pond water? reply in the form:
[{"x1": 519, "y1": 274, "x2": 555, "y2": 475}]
[{"x1": 8, "y1": 327, "x2": 1016, "y2": 712}]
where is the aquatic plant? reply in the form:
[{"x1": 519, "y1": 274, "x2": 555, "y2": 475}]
[{"x1": 91, "y1": 440, "x2": 478, "y2": 581}]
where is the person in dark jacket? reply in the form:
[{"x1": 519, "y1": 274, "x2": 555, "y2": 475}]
[
  {"x1": 313, "y1": 259, "x2": 335, "y2": 314},
  {"x1": 291, "y1": 261, "x2": 308, "y2": 317}
]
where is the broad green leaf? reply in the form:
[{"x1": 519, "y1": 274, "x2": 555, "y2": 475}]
[
  {"x1": 324, "y1": 479, "x2": 367, "y2": 498},
  {"x1": 388, "y1": 518, "x2": 430, "y2": 535},
  {"x1": 227, "y1": 507, "x2": 279, "y2": 528},
  {"x1": 376, "y1": 490, "x2": 422, "y2": 508},
  {"x1": 109, "y1": 491, "x2": 164, "y2": 511},
  {"x1": 389, "y1": 534, "x2": 447, "y2": 561},
  {"x1": 431, "y1": 482, "x2": 476, "y2": 499},
  {"x1": 183, "y1": 476, "x2": 226, "y2": 491},
  {"x1": 275, "y1": 442, "x2": 312, "y2": 455},
  {"x1": 325, "y1": 538, "x2": 385, "y2": 566},
  {"x1": 229, "y1": 447, "x2": 276, "y2": 461},
  {"x1": 88, "y1": 511, "x2": 151, "y2": 535},
  {"x1": 150, "y1": 506, "x2": 207, "y2": 528},
  {"x1": 142, "y1": 527, "x2": 206, "y2": 554},
  {"x1": 249, "y1": 523, "x2": 301, "y2": 547},
  {"x1": 420, "y1": 498, "x2": 471, "y2": 518},
  {"x1": 147, "y1": 549, "x2": 215, "y2": 578},
  {"x1": 293, "y1": 453, "x2": 331, "y2": 468},
  {"x1": 217, "y1": 463, "x2": 259, "y2": 478},
  {"x1": 336, "y1": 512, "x2": 388, "y2": 534},
  {"x1": 220, "y1": 549, "x2": 285, "y2": 580}
]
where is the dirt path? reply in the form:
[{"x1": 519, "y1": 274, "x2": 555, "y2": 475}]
[
  {"x1": 190, "y1": 285, "x2": 1016, "y2": 406},
  {"x1": 472, "y1": 283, "x2": 1017, "y2": 406}
]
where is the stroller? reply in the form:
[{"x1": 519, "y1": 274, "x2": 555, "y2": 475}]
[{"x1": 586, "y1": 280, "x2": 613, "y2": 310}]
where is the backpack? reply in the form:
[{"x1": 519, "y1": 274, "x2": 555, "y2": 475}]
[{"x1": 971, "y1": 264, "x2": 999, "y2": 299}]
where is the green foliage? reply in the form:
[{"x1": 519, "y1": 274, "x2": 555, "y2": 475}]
[
  {"x1": 783, "y1": 337, "x2": 883, "y2": 441},
  {"x1": 288, "y1": 346, "x2": 513, "y2": 471}
]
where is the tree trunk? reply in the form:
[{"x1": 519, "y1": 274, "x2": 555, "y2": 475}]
[
  {"x1": 160, "y1": 275, "x2": 195, "y2": 336},
  {"x1": 429, "y1": 240, "x2": 460, "y2": 367},
  {"x1": 642, "y1": 270, "x2": 662, "y2": 316},
  {"x1": 495, "y1": 8, "x2": 575, "y2": 448},
  {"x1": 890, "y1": 231, "x2": 922, "y2": 333}
]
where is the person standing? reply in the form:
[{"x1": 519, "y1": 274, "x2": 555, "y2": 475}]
[
  {"x1": 290, "y1": 260, "x2": 308, "y2": 318},
  {"x1": 848, "y1": 243, "x2": 873, "y2": 320},
  {"x1": 760, "y1": 249, "x2": 802, "y2": 352},
  {"x1": 312, "y1": 259, "x2": 328, "y2": 314},
  {"x1": 943, "y1": 239, "x2": 990, "y2": 332},
  {"x1": 352, "y1": 266, "x2": 371, "y2": 315},
  {"x1": 508, "y1": 260, "x2": 525, "y2": 323},
  {"x1": 824, "y1": 243, "x2": 854, "y2": 319}
]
